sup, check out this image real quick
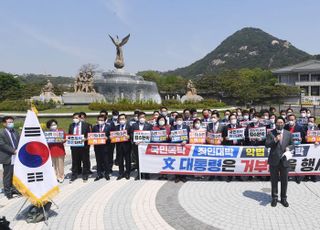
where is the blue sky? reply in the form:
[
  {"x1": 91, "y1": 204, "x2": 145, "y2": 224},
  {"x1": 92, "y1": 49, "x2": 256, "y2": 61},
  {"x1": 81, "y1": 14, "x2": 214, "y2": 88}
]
[{"x1": 0, "y1": 0, "x2": 319, "y2": 77}]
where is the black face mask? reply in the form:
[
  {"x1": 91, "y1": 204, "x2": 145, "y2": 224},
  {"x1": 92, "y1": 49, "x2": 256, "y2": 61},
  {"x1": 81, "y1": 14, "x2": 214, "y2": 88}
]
[{"x1": 276, "y1": 125, "x2": 284, "y2": 131}]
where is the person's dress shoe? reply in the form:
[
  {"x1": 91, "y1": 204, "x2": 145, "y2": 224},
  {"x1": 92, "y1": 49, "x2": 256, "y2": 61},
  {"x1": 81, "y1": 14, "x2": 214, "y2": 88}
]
[
  {"x1": 94, "y1": 175, "x2": 103, "y2": 181},
  {"x1": 280, "y1": 199, "x2": 289, "y2": 207},
  {"x1": 271, "y1": 199, "x2": 277, "y2": 207},
  {"x1": 82, "y1": 175, "x2": 88, "y2": 182},
  {"x1": 105, "y1": 174, "x2": 110, "y2": 180},
  {"x1": 11, "y1": 189, "x2": 21, "y2": 195},
  {"x1": 5, "y1": 193, "x2": 13, "y2": 199},
  {"x1": 70, "y1": 174, "x2": 77, "y2": 182},
  {"x1": 125, "y1": 174, "x2": 130, "y2": 180},
  {"x1": 117, "y1": 175, "x2": 124, "y2": 180},
  {"x1": 174, "y1": 177, "x2": 180, "y2": 183},
  {"x1": 135, "y1": 176, "x2": 140, "y2": 180}
]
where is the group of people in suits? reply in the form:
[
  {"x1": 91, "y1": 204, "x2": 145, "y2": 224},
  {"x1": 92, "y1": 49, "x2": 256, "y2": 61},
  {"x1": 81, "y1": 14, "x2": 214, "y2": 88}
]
[{"x1": 1, "y1": 106, "x2": 319, "y2": 206}]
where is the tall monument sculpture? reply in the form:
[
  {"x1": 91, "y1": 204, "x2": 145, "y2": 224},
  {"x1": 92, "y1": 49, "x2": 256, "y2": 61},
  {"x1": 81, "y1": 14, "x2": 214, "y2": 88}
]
[
  {"x1": 94, "y1": 33, "x2": 162, "y2": 103},
  {"x1": 180, "y1": 80, "x2": 203, "y2": 103},
  {"x1": 109, "y1": 34, "x2": 130, "y2": 69}
]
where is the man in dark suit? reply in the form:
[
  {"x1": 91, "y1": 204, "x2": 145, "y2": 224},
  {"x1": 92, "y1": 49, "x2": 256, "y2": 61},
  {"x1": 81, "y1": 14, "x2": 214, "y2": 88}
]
[
  {"x1": 0, "y1": 116, "x2": 20, "y2": 199},
  {"x1": 92, "y1": 115, "x2": 111, "y2": 181},
  {"x1": 266, "y1": 117, "x2": 293, "y2": 207},
  {"x1": 112, "y1": 114, "x2": 132, "y2": 180},
  {"x1": 79, "y1": 112, "x2": 93, "y2": 174},
  {"x1": 68, "y1": 113, "x2": 91, "y2": 182},
  {"x1": 207, "y1": 112, "x2": 225, "y2": 134},
  {"x1": 170, "y1": 114, "x2": 190, "y2": 183},
  {"x1": 131, "y1": 112, "x2": 153, "y2": 180}
]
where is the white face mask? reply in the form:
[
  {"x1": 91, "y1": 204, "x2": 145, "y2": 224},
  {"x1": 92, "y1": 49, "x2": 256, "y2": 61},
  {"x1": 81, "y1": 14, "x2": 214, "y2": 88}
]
[
  {"x1": 119, "y1": 120, "x2": 126, "y2": 125},
  {"x1": 252, "y1": 118, "x2": 258, "y2": 123},
  {"x1": 211, "y1": 118, "x2": 218, "y2": 123},
  {"x1": 159, "y1": 120, "x2": 165, "y2": 126},
  {"x1": 281, "y1": 115, "x2": 286, "y2": 119},
  {"x1": 73, "y1": 118, "x2": 80, "y2": 124},
  {"x1": 139, "y1": 118, "x2": 145, "y2": 124},
  {"x1": 176, "y1": 120, "x2": 183, "y2": 126},
  {"x1": 230, "y1": 119, "x2": 237, "y2": 125},
  {"x1": 288, "y1": 120, "x2": 295, "y2": 126},
  {"x1": 194, "y1": 123, "x2": 201, "y2": 129},
  {"x1": 264, "y1": 116, "x2": 269, "y2": 120},
  {"x1": 270, "y1": 118, "x2": 275, "y2": 124},
  {"x1": 243, "y1": 115, "x2": 249, "y2": 120},
  {"x1": 300, "y1": 113, "x2": 306, "y2": 118},
  {"x1": 308, "y1": 122, "x2": 314, "y2": 127},
  {"x1": 307, "y1": 113, "x2": 311, "y2": 117},
  {"x1": 50, "y1": 125, "x2": 58, "y2": 130},
  {"x1": 113, "y1": 116, "x2": 118, "y2": 120},
  {"x1": 225, "y1": 115, "x2": 229, "y2": 120},
  {"x1": 98, "y1": 121, "x2": 105, "y2": 125},
  {"x1": 161, "y1": 112, "x2": 168, "y2": 116}
]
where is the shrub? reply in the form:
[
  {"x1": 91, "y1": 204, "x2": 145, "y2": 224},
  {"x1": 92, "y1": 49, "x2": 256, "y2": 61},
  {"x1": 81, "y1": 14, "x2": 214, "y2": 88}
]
[
  {"x1": 0, "y1": 100, "x2": 56, "y2": 111},
  {"x1": 88, "y1": 99, "x2": 226, "y2": 111}
]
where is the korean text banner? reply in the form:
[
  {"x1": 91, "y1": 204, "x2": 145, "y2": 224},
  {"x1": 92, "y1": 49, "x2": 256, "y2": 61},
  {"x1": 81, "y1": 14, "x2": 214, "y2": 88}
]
[{"x1": 138, "y1": 143, "x2": 320, "y2": 176}]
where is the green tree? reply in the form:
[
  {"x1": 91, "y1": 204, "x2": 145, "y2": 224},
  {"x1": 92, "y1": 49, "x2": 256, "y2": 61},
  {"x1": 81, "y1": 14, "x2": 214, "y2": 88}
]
[{"x1": 0, "y1": 72, "x2": 23, "y2": 101}]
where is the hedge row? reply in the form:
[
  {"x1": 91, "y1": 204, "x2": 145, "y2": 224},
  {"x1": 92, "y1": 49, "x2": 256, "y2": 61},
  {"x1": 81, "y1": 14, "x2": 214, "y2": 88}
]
[
  {"x1": 0, "y1": 100, "x2": 56, "y2": 111},
  {"x1": 88, "y1": 99, "x2": 226, "y2": 111}
]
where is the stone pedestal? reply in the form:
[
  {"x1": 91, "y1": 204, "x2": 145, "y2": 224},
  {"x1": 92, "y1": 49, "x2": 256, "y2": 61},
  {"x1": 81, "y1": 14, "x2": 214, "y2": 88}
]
[
  {"x1": 180, "y1": 92, "x2": 204, "y2": 103},
  {"x1": 62, "y1": 92, "x2": 106, "y2": 105}
]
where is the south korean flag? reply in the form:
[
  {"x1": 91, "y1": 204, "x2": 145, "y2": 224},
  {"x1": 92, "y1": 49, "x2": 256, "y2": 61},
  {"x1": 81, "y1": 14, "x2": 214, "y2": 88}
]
[{"x1": 13, "y1": 110, "x2": 59, "y2": 207}]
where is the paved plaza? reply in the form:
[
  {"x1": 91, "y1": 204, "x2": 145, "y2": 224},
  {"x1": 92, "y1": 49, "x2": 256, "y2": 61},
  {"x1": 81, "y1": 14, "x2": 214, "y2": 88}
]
[{"x1": 1, "y1": 149, "x2": 320, "y2": 230}]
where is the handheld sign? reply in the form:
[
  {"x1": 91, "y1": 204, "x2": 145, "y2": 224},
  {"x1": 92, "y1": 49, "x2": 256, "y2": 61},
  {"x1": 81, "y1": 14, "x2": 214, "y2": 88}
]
[
  {"x1": 88, "y1": 132, "x2": 106, "y2": 145},
  {"x1": 183, "y1": 120, "x2": 193, "y2": 127},
  {"x1": 297, "y1": 118, "x2": 308, "y2": 126},
  {"x1": 248, "y1": 127, "x2": 266, "y2": 140},
  {"x1": 239, "y1": 120, "x2": 252, "y2": 128},
  {"x1": 110, "y1": 130, "x2": 129, "y2": 143},
  {"x1": 201, "y1": 122, "x2": 212, "y2": 128},
  {"x1": 151, "y1": 130, "x2": 167, "y2": 142},
  {"x1": 66, "y1": 135, "x2": 84, "y2": 147},
  {"x1": 306, "y1": 130, "x2": 320, "y2": 143},
  {"x1": 227, "y1": 128, "x2": 245, "y2": 140},
  {"x1": 170, "y1": 129, "x2": 188, "y2": 143},
  {"x1": 44, "y1": 131, "x2": 64, "y2": 143},
  {"x1": 133, "y1": 130, "x2": 151, "y2": 143},
  {"x1": 292, "y1": 132, "x2": 301, "y2": 145},
  {"x1": 207, "y1": 132, "x2": 222, "y2": 145},
  {"x1": 189, "y1": 130, "x2": 206, "y2": 144}
]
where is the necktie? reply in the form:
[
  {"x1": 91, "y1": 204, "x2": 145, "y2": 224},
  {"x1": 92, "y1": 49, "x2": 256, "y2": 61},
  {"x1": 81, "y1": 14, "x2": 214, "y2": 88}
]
[
  {"x1": 10, "y1": 130, "x2": 17, "y2": 149},
  {"x1": 100, "y1": 125, "x2": 103, "y2": 132},
  {"x1": 76, "y1": 124, "x2": 79, "y2": 135}
]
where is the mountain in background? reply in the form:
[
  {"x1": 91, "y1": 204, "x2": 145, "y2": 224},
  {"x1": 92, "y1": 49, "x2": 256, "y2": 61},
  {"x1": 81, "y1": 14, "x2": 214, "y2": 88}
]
[{"x1": 166, "y1": 27, "x2": 317, "y2": 78}]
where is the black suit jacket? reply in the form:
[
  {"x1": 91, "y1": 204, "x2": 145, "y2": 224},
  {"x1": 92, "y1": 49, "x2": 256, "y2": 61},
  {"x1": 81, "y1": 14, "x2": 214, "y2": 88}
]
[
  {"x1": 265, "y1": 129, "x2": 293, "y2": 167},
  {"x1": 206, "y1": 122, "x2": 224, "y2": 133},
  {"x1": 0, "y1": 128, "x2": 20, "y2": 164},
  {"x1": 92, "y1": 123, "x2": 112, "y2": 150},
  {"x1": 68, "y1": 121, "x2": 91, "y2": 147}
]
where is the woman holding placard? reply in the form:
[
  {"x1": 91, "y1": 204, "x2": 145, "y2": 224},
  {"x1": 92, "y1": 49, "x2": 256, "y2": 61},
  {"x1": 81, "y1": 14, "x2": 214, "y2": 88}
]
[
  {"x1": 153, "y1": 116, "x2": 171, "y2": 180},
  {"x1": 46, "y1": 119, "x2": 66, "y2": 183}
]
